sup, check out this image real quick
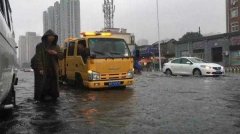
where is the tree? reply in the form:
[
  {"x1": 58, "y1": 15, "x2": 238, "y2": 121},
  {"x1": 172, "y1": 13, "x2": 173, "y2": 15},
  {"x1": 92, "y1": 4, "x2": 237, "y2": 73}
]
[{"x1": 179, "y1": 32, "x2": 203, "y2": 42}]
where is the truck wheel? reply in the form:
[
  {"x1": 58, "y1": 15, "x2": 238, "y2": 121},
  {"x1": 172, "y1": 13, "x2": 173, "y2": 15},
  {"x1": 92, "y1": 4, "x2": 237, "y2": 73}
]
[
  {"x1": 59, "y1": 76, "x2": 64, "y2": 86},
  {"x1": 75, "y1": 74, "x2": 84, "y2": 89}
]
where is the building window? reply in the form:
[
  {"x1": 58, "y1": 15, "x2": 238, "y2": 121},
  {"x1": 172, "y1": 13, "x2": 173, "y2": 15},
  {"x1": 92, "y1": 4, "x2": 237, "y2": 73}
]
[
  {"x1": 230, "y1": 50, "x2": 240, "y2": 65},
  {"x1": 180, "y1": 51, "x2": 189, "y2": 57},
  {"x1": 231, "y1": 22, "x2": 239, "y2": 32},
  {"x1": 193, "y1": 49, "x2": 204, "y2": 59},
  {"x1": 231, "y1": 0, "x2": 238, "y2": 5},
  {"x1": 231, "y1": 7, "x2": 238, "y2": 18}
]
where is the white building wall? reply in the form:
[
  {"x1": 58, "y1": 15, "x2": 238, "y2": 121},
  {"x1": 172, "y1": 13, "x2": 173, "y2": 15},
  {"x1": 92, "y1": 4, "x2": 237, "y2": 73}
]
[
  {"x1": 18, "y1": 33, "x2": 41, "y2": 67},
  {"x1": 44, "y1": 0, "x2": 80, "y2": 45}
]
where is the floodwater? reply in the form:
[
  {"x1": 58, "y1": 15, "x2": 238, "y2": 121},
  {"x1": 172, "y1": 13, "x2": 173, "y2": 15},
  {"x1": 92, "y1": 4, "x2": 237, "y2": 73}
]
[{"x1": 1, "y1": 72, "x2": 240, "y2": 134}]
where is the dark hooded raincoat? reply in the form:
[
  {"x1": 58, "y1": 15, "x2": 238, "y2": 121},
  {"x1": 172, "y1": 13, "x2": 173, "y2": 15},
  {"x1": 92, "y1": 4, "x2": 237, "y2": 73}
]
[{"x1": 33, "y1": 30, "x2": 63, "y2": 100}]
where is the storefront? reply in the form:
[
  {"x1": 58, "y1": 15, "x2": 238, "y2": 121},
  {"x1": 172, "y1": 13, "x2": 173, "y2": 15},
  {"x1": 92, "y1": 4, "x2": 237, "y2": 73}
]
[{"x1": 230, "y1": 45, "x2": 240, "y2": 65}]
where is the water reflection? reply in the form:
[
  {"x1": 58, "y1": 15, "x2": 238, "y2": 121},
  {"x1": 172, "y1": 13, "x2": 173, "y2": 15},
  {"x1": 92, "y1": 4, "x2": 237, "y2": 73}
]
[
  {"x1": 67, "y1": 88, "x2": 135, "y2": 127},
  {"x1": 31, "y1": 101, "x2": 64, "y2": 134}
]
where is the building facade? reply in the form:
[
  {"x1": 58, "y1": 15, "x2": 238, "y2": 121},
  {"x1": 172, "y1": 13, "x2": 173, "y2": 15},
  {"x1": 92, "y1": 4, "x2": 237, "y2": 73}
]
[
  {"x1": 18, "y1": 36, "x2": 27, "y2": 67},
  {"x1": 226, "y1": 0, "x2": 240, "y2": 32},
  {"x1": 175, "y1": 32, "x2": 240, "y2": 67},
  {"x1": 54, "y1": 2, "x2": 61, "y2": 40},
  {"x1": 137, "y1": 39, "x2": 176, "y2": 59},
  {"x1": 43, "y1": 0, "x2": 80, "y2": 45},
  {"x1": 43, "y1": 11, "x2": 48, "y2": 32},
  {"x1": 18, "y1": 32, "x2": 41, "y2": 67},
  {"x1": 47, "y1": 6, "x2": 55, "y2": 32}
]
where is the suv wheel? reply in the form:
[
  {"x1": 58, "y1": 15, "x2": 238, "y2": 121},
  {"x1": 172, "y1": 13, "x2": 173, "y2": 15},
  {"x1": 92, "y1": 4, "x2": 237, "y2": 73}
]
[
  {"x1": 193, "y1": 69, "x2": 202, "y2": 77},
  {"x1": 165, "y1": 69, "x2": 173, "y2": 76}
]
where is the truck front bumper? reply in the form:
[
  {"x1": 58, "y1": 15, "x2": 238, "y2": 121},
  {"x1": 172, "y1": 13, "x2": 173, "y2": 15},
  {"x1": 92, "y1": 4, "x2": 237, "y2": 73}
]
[{"x1": 84, "y1": 79, "x2": 134, "y2": 89}]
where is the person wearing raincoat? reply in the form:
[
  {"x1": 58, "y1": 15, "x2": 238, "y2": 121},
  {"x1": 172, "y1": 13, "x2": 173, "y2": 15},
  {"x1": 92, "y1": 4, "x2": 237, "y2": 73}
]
[
  {"x1": 133, "y1": 49, "x2": 142, "y2": 74},
  {"x1": 33, "y1": 29, "x2": 63, "y2": 101}
]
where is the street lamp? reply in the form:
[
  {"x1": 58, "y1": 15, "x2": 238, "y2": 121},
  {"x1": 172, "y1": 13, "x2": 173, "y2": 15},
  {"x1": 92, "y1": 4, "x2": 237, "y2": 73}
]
[{"x1": 156, "y1": 0, "x2": 161, "y2": 71}]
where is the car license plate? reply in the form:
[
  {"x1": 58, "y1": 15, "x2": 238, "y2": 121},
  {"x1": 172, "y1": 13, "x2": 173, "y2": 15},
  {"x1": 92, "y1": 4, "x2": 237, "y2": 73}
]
[
  {"x1": 215, "y1": 71, "x2": 222, "y2": 74},
  {"x1": 109, "y1": 81, "x2": 121, "y2": 87}
]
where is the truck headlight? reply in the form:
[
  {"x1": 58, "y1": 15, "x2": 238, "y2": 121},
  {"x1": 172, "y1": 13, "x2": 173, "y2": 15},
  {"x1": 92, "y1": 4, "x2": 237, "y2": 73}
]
[
  {"x1": 126, "y1": 70, "x2": 134, "y2": 78},
  {"x1": 88, "y1": 70, "x2": 100, "y2": 80}
]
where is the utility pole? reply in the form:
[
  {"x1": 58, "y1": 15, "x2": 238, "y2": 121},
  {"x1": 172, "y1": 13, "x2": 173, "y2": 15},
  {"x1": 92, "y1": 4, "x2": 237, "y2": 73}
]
[
  {"x1": 103, "y1": 0, "x2": 115, "y2": 28},
  {"x1": 156, "y1": 0, "x2": 162, "y2": 71}
]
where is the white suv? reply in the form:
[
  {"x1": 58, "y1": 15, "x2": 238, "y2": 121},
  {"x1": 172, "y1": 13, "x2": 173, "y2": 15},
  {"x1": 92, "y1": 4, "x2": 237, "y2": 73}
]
[{"x1": 163, "y1": 57, "x2": 225, "y2": 76}]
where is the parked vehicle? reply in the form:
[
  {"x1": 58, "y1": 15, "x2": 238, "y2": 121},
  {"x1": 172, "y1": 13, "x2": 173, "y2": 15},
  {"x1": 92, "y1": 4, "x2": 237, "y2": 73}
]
[
  {"x1": 163, "y1": 57, "x2": 225, "y2": 76},
  {"x1": 0, "y1": 0, "x2": 18, "y2": 111}
]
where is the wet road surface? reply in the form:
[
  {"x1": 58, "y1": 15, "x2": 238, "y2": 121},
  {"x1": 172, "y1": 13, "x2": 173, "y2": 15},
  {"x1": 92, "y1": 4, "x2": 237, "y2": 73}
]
[{"x1": 1, "y1": 72, "x2": 240, "y2": 133}]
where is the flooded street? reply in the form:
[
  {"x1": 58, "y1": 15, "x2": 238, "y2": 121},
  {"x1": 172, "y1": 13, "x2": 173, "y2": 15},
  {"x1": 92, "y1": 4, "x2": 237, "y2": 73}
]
[{"x1": 1, "y1": 72, "x2": 240, "y2": 133}]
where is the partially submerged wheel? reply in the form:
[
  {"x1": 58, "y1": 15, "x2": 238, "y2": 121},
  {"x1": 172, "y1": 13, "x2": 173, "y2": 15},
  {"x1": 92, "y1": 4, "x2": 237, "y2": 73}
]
[
  {"x1": 165, "y1": 69, "x2": 173, "y2": 76},
  {"x1": 75, "y1": 74, "x2": 84, "y2": 89},
  {"x1": 0, "y1": 86, "x2": 16, "y2": 116},
  {"x1": 193, "y1": 69, "x2": 202, "y2": 77}
]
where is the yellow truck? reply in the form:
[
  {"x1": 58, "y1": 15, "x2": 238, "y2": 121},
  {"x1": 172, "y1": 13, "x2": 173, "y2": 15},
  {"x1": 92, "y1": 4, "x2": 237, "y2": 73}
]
[{"x1": 59, "y1": 32, "x2": 134, "y2": 89}]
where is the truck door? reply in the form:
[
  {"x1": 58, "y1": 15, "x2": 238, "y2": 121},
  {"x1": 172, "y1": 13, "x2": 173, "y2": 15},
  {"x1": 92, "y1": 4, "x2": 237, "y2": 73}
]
[
  {"x1": 60, "y1": 43, "x2": 68, "y2": 78},
  {"x1": 63, "y1": 47, "x2": 67, "y2": 77},
  {"x1": 76, "y1": 40, "x2": 88, "y2": 77},
  {"x1": 66, "y1": 42, "x2": 76, "y2": 80}
]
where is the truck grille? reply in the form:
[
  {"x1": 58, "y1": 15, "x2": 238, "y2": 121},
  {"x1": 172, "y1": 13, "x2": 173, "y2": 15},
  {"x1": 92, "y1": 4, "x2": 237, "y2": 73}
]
[{"x1": 100, "y1": 73, "x2": 127, "y2": 80}]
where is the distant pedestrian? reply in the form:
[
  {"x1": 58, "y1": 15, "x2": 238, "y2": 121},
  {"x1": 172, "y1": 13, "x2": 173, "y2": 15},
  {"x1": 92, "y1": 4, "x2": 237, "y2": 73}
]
[
  {"x1": 133, "y1": 49, "x2": 142, "y2": 74},
  {"x1": 34, "y1": 29, "x2": 63, "y2": 101}
]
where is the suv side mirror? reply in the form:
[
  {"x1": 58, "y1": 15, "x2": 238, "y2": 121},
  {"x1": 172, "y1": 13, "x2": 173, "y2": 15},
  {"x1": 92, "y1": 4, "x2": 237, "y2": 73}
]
[{"x1": 186, "y1": 61, "x2": 192, "y2": 65}]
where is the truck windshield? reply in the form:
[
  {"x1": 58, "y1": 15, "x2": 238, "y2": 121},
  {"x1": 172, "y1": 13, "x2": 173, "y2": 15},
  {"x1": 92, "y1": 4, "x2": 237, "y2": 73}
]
[{"x1": 88, "y1": 38, "x2": 131, "y2": 58}]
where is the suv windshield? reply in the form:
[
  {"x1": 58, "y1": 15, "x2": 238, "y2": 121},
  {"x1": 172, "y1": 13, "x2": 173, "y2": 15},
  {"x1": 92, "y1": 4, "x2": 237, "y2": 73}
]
[
  {"x1": 88, "y1": 38, "x2": 131, "y2": 58},
  {"x1": 189, "y1": 58, "x2": 207, "y2": 63}
]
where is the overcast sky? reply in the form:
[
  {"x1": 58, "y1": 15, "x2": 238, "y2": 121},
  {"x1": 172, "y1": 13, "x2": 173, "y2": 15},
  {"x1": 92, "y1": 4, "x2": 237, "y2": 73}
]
[{"x1": 9, "y1": 0, "x2": 226, "y2": 44}]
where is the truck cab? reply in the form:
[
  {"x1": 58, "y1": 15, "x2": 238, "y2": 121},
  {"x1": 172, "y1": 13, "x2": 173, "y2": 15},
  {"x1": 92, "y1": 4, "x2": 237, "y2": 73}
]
[{"x1": 59, "y1": 32, "x2": 134, "y2": 89}]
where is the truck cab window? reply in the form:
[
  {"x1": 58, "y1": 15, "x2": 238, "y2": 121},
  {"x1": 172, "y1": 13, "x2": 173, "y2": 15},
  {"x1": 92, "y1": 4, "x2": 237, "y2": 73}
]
[
  {"x1": 77, "y1": 40, "x2": 87, "y2": 56},
  {"x1": 68, "y1": 42, "x2": 75, "y2": 56},
  {"x1": 77, "y1": 40, "x2": 89, "y2": 63}
]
